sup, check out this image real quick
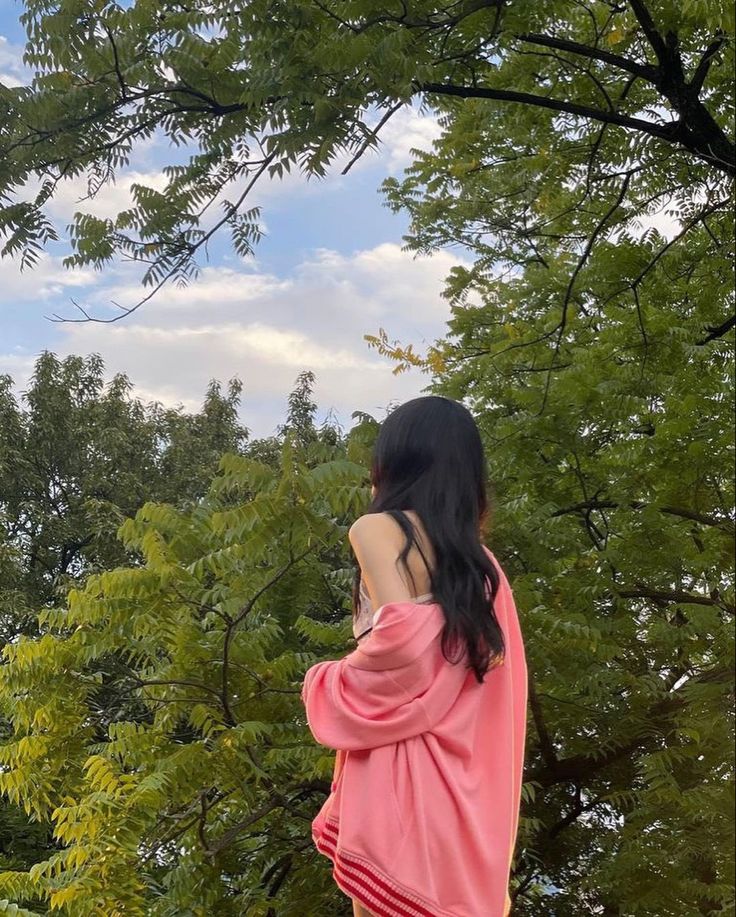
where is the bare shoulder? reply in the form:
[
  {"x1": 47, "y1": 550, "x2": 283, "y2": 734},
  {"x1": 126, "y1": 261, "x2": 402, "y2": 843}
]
[{"x1": 348, "y1": 512, "x2": 402, "y2": 546}]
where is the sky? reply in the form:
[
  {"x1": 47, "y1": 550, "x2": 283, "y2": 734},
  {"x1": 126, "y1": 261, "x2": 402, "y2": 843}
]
[{"x1": 0, "y1": 9, "x2": 459, "y2": 440}]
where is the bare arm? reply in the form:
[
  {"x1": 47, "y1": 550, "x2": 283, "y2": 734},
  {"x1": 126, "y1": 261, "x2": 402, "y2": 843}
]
[{"x1": 348, "y1": 513, "x2": 418, "y2": 612}]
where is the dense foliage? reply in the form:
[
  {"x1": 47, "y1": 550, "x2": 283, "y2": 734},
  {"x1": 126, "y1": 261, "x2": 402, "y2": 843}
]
[
  {"x1": 0, "y1": 358, "x2": 362, "y2": 912},
  {"x1": 0, "y1": 352, "x2": 248, "y2": 628},
  {"x1": 0, "y1": 431, "x2": 376, "y2": 915},
  {"x1": 0, "y1": 351, "x2": 251, "y2": 876}
]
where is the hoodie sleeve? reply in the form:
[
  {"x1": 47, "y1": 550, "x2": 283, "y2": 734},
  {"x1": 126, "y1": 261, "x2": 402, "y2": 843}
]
[
  {"x1": 301, "y1": 655, "x2": 433, "y2": 750},
  {"x1": 300, "y1": 600, "x2": 468, "y2": 751}
]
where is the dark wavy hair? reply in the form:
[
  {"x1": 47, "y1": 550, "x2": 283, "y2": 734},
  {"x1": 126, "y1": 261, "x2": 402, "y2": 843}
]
[{"x1": 351, "y1": 395, "x2": 505, "y2": 684}]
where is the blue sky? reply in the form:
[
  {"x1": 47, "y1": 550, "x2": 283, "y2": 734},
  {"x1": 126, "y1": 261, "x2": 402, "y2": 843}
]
[{"x1": 0, "y1": 7, "x2": 464, "y2": 439}]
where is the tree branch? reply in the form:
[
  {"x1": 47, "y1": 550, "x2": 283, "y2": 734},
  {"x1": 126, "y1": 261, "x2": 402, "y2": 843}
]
[
  {"x1": 697, "y1": 313, "x2": 735, "y2": 345},
  {"x1": 516, "y1": 32, "x2": 658, "y2": 83},
  {"x1": 626, "y1": 0, "x2": 668, "y2": 63},
  {"x1": 50, "y1": 152, "x2": 277, "y2": 324},
  {"x1": 616, "y1": 584, "x2": 732, "y2": 611},
  {"x1": 550, "y1": 498, "x2": 732, "y2": 531},
  {"x1": 528, "y1": 675, "x2": 560, "y2": 771},
  {"x1": 221, "y1": 545, "x2": 315, "y2": 726},
  {"x1": 690, "y1": 32, "x2": 727, "y2": 94},
  {"x1": 415, "y1": 80, "x2": 736, "y2": 174},
  {"x1": 341, "y1": 101, "x2": 405, "y2": 175},
  {"x1": 626, "y1": 197, "x2": 730, "y2": 290}
]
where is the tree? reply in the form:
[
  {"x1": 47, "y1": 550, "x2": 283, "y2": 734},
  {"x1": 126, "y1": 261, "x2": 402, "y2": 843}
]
[
  {"x1": 368, "y1": 5, "x2": 735, "y2": 914},
  {"x1": 0, "y1": 352, "x2": 251, "y2": 876},
  {"x1": 0, "y1": 352, "x2": 249, "y2": 631},
  {"x1": 0, "y1": 355, "x2": 349, "y2": 887},
  {"x1": 276, "y1": 370, "x2": 319, "y2": 451},
  {"x1": 0, "y1": 430, "x2": 372, "y2": 916}
]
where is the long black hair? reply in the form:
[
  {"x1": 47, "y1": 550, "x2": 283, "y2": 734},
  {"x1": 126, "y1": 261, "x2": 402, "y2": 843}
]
[{"x1": 351, "y1": 395, "x2": 505, "y2": 684}]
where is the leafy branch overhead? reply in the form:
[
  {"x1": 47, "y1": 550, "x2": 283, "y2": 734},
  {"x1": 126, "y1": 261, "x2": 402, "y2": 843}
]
[{"x1": 0, "y1": 0, "x2": 732, "y2": 317}]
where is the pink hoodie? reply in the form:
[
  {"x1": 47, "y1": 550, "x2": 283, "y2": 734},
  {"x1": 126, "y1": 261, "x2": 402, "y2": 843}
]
[{"x1": 301, "y1": 546, "x2": 528, "y2": 916}]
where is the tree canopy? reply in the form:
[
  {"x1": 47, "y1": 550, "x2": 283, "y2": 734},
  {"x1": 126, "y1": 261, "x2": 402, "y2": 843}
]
[
  {"x1": 0, "y1": 0, "x2": 732, "y2": 315},
  {"x1": 0, "y1": 352, "x2": 248, "y2": 633}
]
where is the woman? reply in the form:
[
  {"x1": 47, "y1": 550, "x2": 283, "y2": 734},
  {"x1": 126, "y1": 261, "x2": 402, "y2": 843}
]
[{"x1": 301, "y1": 395, "x2": 528, "y2": 916}]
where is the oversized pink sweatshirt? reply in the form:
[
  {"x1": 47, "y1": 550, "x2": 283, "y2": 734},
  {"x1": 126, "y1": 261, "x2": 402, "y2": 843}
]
[{"x1": 301, "y1": 546, "x2": 529, "y2": 917}]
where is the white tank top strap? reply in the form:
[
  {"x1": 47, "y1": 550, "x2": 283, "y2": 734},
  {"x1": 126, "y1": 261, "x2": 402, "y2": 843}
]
[
  {"x1": 360, "y1": 580, "x2": 434, "y2": 606},
  {"x1": 356, "y1": 578, "x2": 435, "y2": 640}
]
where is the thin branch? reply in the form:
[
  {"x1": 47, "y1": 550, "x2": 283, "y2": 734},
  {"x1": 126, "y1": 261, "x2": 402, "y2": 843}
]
[
  {"x1": 103, "y1": 24, "x2": 128, "y2": 101},
  {"x1": 626, "y1": 197, "x2": 729, "y2": 290},
  {"x1": 204, "y1": 782, "x2": 328, "y2": 858},
  {"x1": 596, "y1": 196, "x2": 731, "y2": 314},
  {"x1": 515, "y1": 47, "x2": 617, "y2": 112},
  {"x1": 204, "y1": 796, "x2": 284, "y2": 857},
  {"x1": 221, "y1": 545, "x2": 315, "y2": 725},
  {"x1": 49, "y1": 152, "x2": 278, "y2": 324},
  {"x1": 547, "y1": 789, "x2": 607, "y2": 840},
  {"x1": 135, "y1": 677, "x2": 224, "y2": 700},
  {"x1": 551, "y1": 499, "x2": 732, "y2": 531},
  {"x1": 562, "y1": 171, "x2": 632, "y2": 331},
  {"x1": 341, "y1": 101, "x2": 405, "y2": 175},
  {"x1": 536, "y1": 171, "x2": 633, "y2": 416}
]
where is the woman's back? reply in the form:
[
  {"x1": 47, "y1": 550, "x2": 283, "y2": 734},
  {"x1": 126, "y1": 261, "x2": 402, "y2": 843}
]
[
  {"x1": 354, "y1": 508, "x2": 437, "y2": 600},
  {"x1": 352, "y1": 509, "x2": 437, "y2": 643}
]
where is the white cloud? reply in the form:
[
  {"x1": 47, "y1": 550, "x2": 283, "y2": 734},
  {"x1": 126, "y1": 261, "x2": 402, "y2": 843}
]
[
  {"x1": 0, "y1": 90, "x2": 450, "y2": 438},
  {"x1": 0, "y1": 35, "x2": 29, "y2": 87},
  {"x1": 295, "y1": 243, "x2": 464, "y2": 328},
  {"x1": 0, "y1": 252, "x2": 97, "y2": 303},
  {"x1": 88, "y1": 264, "x2": 291, "y2": 314},
  {"x1": 64, "y1": 321, "x2": 381, "y2": 371},
  {"x1": 375, "y1": 105, "x2": 443, "y2": 173},
  {"x1": 1, "y1": 241, "x2": 464, "y2": 436}
]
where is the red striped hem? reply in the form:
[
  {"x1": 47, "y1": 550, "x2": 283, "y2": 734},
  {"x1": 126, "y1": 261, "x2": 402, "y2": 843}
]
[
  {"x1": 316, "y1": 831, "x2": 422, "y2": 917},
  {"x1": 316, "y1": 831, "x2": 430, "y2": 917},
  {"x1": 313, "y1": 817, "x2": 454, "y2": 917},
  {"x1": 320, "y1": 821, "x2": 431, "y2": 916}
]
